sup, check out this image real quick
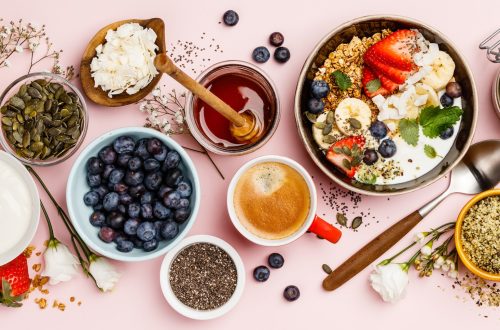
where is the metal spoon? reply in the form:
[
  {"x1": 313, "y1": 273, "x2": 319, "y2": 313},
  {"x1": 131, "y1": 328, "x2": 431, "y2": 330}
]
[{"x1": 323, "y1": 139, "x2": 500, "y2": 291}]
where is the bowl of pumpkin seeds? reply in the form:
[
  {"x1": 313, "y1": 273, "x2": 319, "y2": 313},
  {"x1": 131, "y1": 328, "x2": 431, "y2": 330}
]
[{"x1": 0, "y1": 72, "x2": 88, "y2": 166}]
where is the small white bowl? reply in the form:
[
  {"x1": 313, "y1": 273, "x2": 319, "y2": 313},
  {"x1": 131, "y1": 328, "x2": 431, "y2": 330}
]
[
  {"x1": 0, "y1": 151, "x2": 40, "y2": 265},
  {"x1": 66, "y1": 127, "x2": 200, "y2": 262},
  {"x1": 159, "y1": 235, "x2": 245, "y2": 320}
]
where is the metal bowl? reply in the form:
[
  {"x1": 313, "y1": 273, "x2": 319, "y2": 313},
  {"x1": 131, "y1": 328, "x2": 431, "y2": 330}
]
[{"x1": 294, "y1": 15, "x2": 477, "y2": 196}]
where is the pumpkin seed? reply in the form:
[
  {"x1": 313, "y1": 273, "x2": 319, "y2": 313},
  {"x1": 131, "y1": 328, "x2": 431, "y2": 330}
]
[
  {"x1": 322, "y1": 135, "x2": 336, "y2": 144},
  {"x1": 314, "y1": 121, "x2": 326, "y2": 129},
  {"x1": 1, "y1": 117, "x2": 12, "y2": 126},
  {"x1": 326, "y1": 111, "x2": 334, "y2": 124},
  {"x1": 336, "y1": 213, "x2": 348, "y2": 226},
  {"x1": 333, "y1": 147, "x2": 343, "y2": 154},
  {"x1": 348, "y1": 117, "x2": 362, "y2": 130},
  {"x1": 342, "y1": 158, "x2": 351, "y2": 169},
  {"x1": 27, "y1": 87, "x2": 42, "y2": 99},
  {"x1": 342, "y1": 146, "x2": 351, "y2": 156},
  {"x1": 322, "y1": 264, "x2": 332, "y2": 274},
  {"x1": 351, "y1": 216, "x2": 363, "y2": 229},
  {"x1": 305, "y1": 112, "x2": 318, "y2": 123},
  {"x1": 322, "y1": 123, "x2": 332, "y2": 135}
]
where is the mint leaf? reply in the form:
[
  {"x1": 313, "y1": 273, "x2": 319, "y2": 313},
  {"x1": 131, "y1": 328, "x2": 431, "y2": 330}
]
[
  {"x1": 399, "y1": 118, "x2": 419, "y2": 146},
  {"x1": 366, "y1": 79, "x2": 381, "y2": 92},
  {"x1": 331, "y1": 70, "x2": 352, "y2": 91},
  {"x1": 419, "y1": 105, "x2": 463, "y2": 138},
  {"x1": 424, "y1": 144, "x2": 437, "y2": 158}
]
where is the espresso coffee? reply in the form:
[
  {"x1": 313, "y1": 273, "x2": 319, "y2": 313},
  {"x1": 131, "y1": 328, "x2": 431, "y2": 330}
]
[{"x1": 233, "y1": 162, "x2": 311, "y2": 240}]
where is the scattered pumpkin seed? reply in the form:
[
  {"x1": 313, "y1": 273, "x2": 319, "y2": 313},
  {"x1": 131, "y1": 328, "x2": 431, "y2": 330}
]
[
  {"x1": 351, "y1": 216, "x2": 363, "y2": 229},
  {"x1": 322, "y1": 264, "x2": 332, "y2": 274},
  {"x1": 336, "y1": 213, "x2": 348, "y2": 226}
]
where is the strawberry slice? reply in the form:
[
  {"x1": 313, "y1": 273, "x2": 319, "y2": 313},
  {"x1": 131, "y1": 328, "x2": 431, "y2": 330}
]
[
  {"x1": 362, "y1": 67, "x2": 389, "y2": 98},
  {"x1": 0, "y1": 254, "x2": 30, "y2": 307},
  {"x1": 326, "y1": 136, "x2": 366, "y2": 178},
  {"x1": 372, "y1": 68, "x2": 399, "y2": 93},
  {"x1": 364, "y1": 53, "x2": 412, "y2": 84},
  {"x1": 365, "y1": 29, "x2": 418, "y2": 71}
]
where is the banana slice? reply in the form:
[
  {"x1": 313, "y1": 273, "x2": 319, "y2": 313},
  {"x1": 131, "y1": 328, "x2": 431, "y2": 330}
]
[
  {"x1": 334, "y1": 98, "x2": 372, "y2": 135},
  {"x1": 312, "y1": 112, "x2": 343, "y2": 150},
  {"x1": 421, "y1": 51, "x2": 455, "y2": 91},
  {"x1": 406, "y1": 83, "x2": 440, "y2": 119}
]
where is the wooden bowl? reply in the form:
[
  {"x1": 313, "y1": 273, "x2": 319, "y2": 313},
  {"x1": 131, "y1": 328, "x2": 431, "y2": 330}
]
[{"x1": 80, "y1": 18, "x2": 166, "y2": 107}]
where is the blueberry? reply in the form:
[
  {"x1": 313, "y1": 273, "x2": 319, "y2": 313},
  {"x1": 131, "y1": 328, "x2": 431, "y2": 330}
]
[
  {"x1": 87, "y1": 173, "x2": 101, "y2": 187},
  {"x1": 116, "y1": 240, "x2": 134, "y2": 253},
  {"x1": 109, "y1": 169, "x2": 125, "y2": 184},
  {"x1": 310, "y1": 80, "x2": 329, "y2": 99},
  {"x1": 163, "y1": 151, "x2": 181, "y2": 171},
  {"x1": 102, "y1": 164, "x2": 115, "y2": 179},
  {"x1": 253, "y1": 266, "x2": 270, "y2": 282},
  {"x1": 142, "y1": 239, "x2": 158, "y2": 252},
  {"x1": 158, "y1": 185, "x2": 173, "y2": 199},
  {"x1": 116, "y1": 153, "x2": 132, "y2": 168},
  {"x1": 252, "y1": 46, "x2": 270, "y2": 63},
  {"x1": 137, "y1": 222, "x2": 156, "y2": 242},
  {"x1": 174, "y1": 208, "x2": 191, "y2": 223},
  {"x1": 378, "y1": 139, "x2": 397, "y2": 158},
  {"x1": 222, "y1": 9, "x2": 239, "y2": 26},
  {"x1": 306, "y1": 98, "x2": 325, "y2": 114},
  {"x1": 103, "y1": 192, "x2": 120, "y2": 211},
  {"x1": 274, "y1": 46, "x2": 290, "y2": 63},
  {"x1": 131, "y1": 237, "x2": 144, "y2": 248},
  {"x1": 108, "y1": 212, "x2": 126, "y2": 229},
  {"x1": 117, "y1": 204, "x2": 126, "y2": 214},
  {"x1": 98, "y1": 146, "x2": 117, "y2": 165},
  {"x1": 112, "y1": 182, "x2": 128, "y2": 194},
  {"x1": 440, "y1": 93, "x2": 454, "y2": 107},
  {"x1": 83, "y1": 191, "x2": 100, "y2": 206},
  {"x1": 165, "y1": 168, "x2": 183, "y2": 187},
  {"x1": 176, "y1": 180, "x2": 192, "y2": 198},
  {"x1": 369, "y1": 121, "x2": 388, "y2": 139},
  {"x1": 124, "y1": 170, "x2": 144, "y2": 186},
  {"x1": 124, "y1": 218, "x2": 140, "y2": 235},
  {"x1": 179, "y1": 198, "x2": 190, "y2": 208},
  {"x1": 154, "y1": 221, "x2": 163, "y2": 241},
  {"x1": 93, "y1": 203, "x2": 104, "y2": 211},
  {"x1": 439, "y1": 126, "x2": 454, "y2": 140},
  {"x1": 87, "y1": 157, "x2": 104, "y2": 174},
  {"x1": 446, "y1": 82, "x2": 462, "y2": 98},
  {"x1": 92, "y1": 185, "x2": 108, "y2": 199},
  {"x1": 113, "y1": 232, "x2": 129, "y2": 244},
  {"x1": 154, "y1": 145, "x2": 168, "y2": 162},
  {"x1": 129, "y1": 184, "x2": 146, "y2": 198},
  {"x1": 119, "y1": 193, "x2": 133, "y2": 205},
  {"x1": 144, "y1": 171, "x2": 163, "y2": 191},
  {"x1": 144, "y1": 158, "x2": 160, "y2": 172},
  {"x1": 363, "y1": 149, "x2": 379, "y2": 165},
  {"x1": 134, "y1": 138, "x2": 150, "y2": 159},
  {"x1": 153, "y1": 201, "x2": 171, "y2": 219},
  {"x1": 268, "y1": 253, "x2": 284, "y2": 269},
  {"x1": 283, "y1": 285, "x2": 300, "y2": 301},
  {"x1": 164, "y1": 191, "x2": 181, "y2": 209},
  {"x1": 161, "y1": 221, "x2": 179, "y2": 240},
  {"x1": 127, "y1": 157, "x2": 142, "y2": 171},
  {"x1": 147, "y1": 138, "x2": 163, "y2": 155},
  {"x1": 141, "y1": 203, "x2": 154, "y2": 219},
  {"x1": 269, "y1": 32, "x2": 284, "y2": 47},
  {"x1": 128, "y1": 203, "x2": 141, "y2": 218},
  {"x1": 141, "y1": 191, "x2": 155, "y2": 205},
  {"x1": 113, "y1": 136, "x2": 135, "y2": 154},
  {"x1": 89, "y1": 211, "x2": 106, "y2": 227},
  {"x1": 98, "y1": 227, "x2": 115, "y2": 243}
]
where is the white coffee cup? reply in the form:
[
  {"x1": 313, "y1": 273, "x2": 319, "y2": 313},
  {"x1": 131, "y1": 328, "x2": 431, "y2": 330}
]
[{"x1": 227, "y1": 155, "x2": 341, "y2": 246}]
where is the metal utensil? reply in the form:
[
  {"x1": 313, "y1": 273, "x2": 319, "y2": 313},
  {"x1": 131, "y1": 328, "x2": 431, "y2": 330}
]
[
  {"x1": 479, "y1": 28, "x2": 500, "y2": 63},
  {"x1": 323, "y1": 139, "x2": 500, "y2": 291}
]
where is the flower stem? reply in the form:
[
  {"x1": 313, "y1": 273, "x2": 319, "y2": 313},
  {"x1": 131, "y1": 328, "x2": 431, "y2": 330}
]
[
  {"x1": 39, "y1": 200, "x2": 55, "y2": 240},
  {"x1": 379, "y1": 240, "x2": 418, "y2": 266}
]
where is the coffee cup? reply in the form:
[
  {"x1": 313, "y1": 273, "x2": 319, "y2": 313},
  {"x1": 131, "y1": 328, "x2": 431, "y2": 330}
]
[{"x1": 227, "y1": 155, "x2": 341, "y2": 246}]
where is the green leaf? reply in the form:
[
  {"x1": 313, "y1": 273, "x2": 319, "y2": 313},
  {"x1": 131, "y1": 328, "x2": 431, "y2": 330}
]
[
  {"x1": 331, "y1": 70, "x2": 352, "y2": 91},
  {"x1": 424, "y1": 144, "x2": 438, "y2": 159},
  {"x1": 419, "y1": 105, "x2": 463, "y2": 138},
  {"x1": 0, "y1": 279, "x2": 23, "y2": 307},
  {"x1": 366, "y1": 79, "x2": 381, "y2": 92},
  {"x1": 399, "y1": 118, "x2": 419, "y2": 146}
]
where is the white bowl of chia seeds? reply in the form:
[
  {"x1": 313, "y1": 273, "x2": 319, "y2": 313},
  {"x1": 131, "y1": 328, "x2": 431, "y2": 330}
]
[{"x1": 159, "y1": 235, "x2": 245, "y2": 320}]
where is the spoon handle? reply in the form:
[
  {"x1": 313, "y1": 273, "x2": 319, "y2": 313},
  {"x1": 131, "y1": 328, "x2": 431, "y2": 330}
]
[
  {"x1": 154, "y1": 53, "x2": 246, "y2": 127},
  {"x1": 322, "y1": 210, "x2": 423, "y2": 291}
]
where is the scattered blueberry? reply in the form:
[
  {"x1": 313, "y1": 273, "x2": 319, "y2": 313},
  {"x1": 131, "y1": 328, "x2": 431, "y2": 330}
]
[
  {"x1": 89, "y1": 211, "x2": 106, "y2": 227},
  {"x1": 446, "y1": 82, "x2": 462, "y2": 98},
  {"x1": 98, "y1": 227, "x2": 115, "y2": 243},
  {"x1": 137, "y1": 222, "x2": 156, "y2": 242},
  {"x1": 176, "y1": 180, "x2": 192, "y2": 198},
  {"x1": 222, "y1": 10, "x2": 239, "y2": 26},
  {"x1": 142, "y1": 239, "x2": 158, "y2": 252},
  {"x1": 310, "y1": 80, "x2": 329, "y2": 99},
  {"x1": 174, "y1": 208, "x2": 190, "y2": 223},
  {"x1": 87, "y1": 157, "x2": 103, "y2": 174},
  {"x1": 87, "y1": 173, "x2": 101, "y2": 188},
  {"x1": 268, "y1": 253, "x2": 284, "y2": 268},
  {"x1": 439, "y1": 126, "x2": 454, "y2": 140},
  {"x1": 274, "y1": 46, "x2": 290, "y2": 63},
  {"x1": 113, "y1": 136, "x2": 135, "y2": 154},
  {"x1": 161, "y1": 221, "x2": 179, "y2": 240},
  {"x1": 108, "y1": 169, "x2": 125, "y2": 184},
  {"x1": 83, "y1": 191, "x2": 100, "y2": 206},
  {"x1": 163, "y1": 151, "x2": 180, "y2": 171},
  {"x1": 127, "y1": 157, "x2": 142, "y2": 171},
  {"x1": 252, "y1": 46, "x2": 271, "y2": 63},
  {"x1": 440, "y1": 93, "x2": 454, "y2": 107},
  {"x1": 378, "y1": 139, "x2": 397, "y2": 158},
  {"x1": 253, "y1": 266, "x2": 270, "y2": 282},
  {"x1": 269, "y1": 32, "x2": 284, "y2": 47},
  {"x1": 98, "y1": 146, "x2": 117, "y2": 165},
  {"x1": 103, "y1": 192, "x2": 120, "y2": 211},
  {"x1": 369, "y1": 121, "x2": 388, "y2": 139},
  {"x1": 283, "y1": 285, "x2": 300, "y2": 301},
  {"x1": 144, "y1": 158, "x2": 160, "y2": 172},
  {"x1": 363, "y1": 149, "x2": 379, "y2": 165},
  {"x1": 124, "y1": 218, "x2": 140, "y2": 236},
  {"x1": 116, "y1": 240, "x2": 134, "y2": 253},
  {"x1": 144, "y1": 171, "x2": 163, "y2": 191},
  {"x1": 124, "y1": 170, "x2": 144, "y2": 186},
  {"x1": 307, "y1": 98, "x2": 325, "y2": 114},
  {"x1": 116, "y1": 153, "x2": 132, "y2": 168}
]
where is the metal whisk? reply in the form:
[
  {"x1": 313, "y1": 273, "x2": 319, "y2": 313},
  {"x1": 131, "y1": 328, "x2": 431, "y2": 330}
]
[{"x1": 480, "y1": 28, "x2": 500, "y2": 63}]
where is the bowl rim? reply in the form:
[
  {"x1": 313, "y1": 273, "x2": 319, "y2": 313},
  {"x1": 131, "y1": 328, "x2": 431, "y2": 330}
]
[
  {"x1": 455, "y1": 189, "x2": 500, "y2": 282},
  {"x1": 0, "y1": 71, "x2": 89, "y2": 166},
  {"x1": 159, "y1": 234, "x2": 246, "y2": 320},
  {"x1": 293, "y1": 14, "x2": 478, "y2": 196},
  {"x1": 66, "y1": 126, "x2": 200, "y2": 262},
  {"x1": 0, "y1": 151, "x2": 40, "y2": 265}
]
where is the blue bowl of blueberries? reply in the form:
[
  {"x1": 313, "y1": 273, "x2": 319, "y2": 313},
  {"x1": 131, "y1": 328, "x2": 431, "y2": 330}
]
[{"x1": 66, "y1": 127, "x2": 200, "y2": 262}]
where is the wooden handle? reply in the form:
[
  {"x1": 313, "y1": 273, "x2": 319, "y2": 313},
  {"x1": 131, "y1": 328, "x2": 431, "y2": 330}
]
[
  {"x1": 154, "y1": 53, "x2": 246, "y2": 127},
  {"x1": 322, "y1": 210, "x2": 423, "y2": 291}
]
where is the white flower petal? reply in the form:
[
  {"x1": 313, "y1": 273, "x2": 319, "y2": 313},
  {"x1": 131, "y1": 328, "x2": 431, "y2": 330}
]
[
  {"x1": 41, "y1": 240, "x2": 79, "y2": 285},
  {"x1": 89, "y1": 257, "x2": 120, "y2": 292},
  {"x1": 369, "y1": 264, "x2": 409, "y2": 303}
]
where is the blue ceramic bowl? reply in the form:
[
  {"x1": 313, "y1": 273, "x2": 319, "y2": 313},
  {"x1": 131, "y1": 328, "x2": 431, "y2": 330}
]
[{"x1": 66, "y1": 127, "x2": 200, "y2": 262}]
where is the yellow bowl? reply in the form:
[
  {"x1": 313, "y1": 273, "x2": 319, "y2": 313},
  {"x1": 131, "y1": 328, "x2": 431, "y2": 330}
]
[{"x1": 455, "y1": 189, "x2": 500, "y2": 281}]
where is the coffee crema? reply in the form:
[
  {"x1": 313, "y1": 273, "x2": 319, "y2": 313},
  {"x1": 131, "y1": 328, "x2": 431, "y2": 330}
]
[{"x1": 233, "y1": 162, "x2": 311, "y2": 240}]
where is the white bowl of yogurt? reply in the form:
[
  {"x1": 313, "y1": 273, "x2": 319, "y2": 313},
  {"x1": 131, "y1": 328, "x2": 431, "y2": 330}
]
[{"x1": 0, "y1": 151, "x2": 39, "y2": 265}]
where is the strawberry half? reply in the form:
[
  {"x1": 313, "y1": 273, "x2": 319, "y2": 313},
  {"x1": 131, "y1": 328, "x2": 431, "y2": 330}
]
[
  {"x1": 326, "y1": 136, "x2": 365, "y2": 178},
  {"x1": 0, "y1": 254, "x2": 30, "y2": 307},
  {"x1": 365, "y1": 29, "x2": 418, "y2": 71},
  {"x1": 364, "y1": 53, "x2": 413, "y2": 84}
]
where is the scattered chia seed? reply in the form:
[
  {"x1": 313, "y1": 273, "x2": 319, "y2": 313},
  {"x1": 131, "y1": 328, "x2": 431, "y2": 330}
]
[
  {"x1": 169, "y1": 243, "x2": 237, "y2": 310},
  {"x1": 451, "y1": 271, "x2": 500, "y2": 308}
]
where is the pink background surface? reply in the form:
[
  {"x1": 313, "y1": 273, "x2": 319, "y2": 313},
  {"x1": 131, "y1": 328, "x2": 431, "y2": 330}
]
[{"x1": 1, "y1": 0, "x2": 500, "y2": 328}]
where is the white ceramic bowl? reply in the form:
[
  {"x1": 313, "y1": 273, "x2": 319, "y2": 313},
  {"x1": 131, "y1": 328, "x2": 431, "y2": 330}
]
[
  {"x1": 66, "y1": 127, "x2": 200, "y2": 262},
  {"x1": 0, "y1": 151, "x2": 40, "y2": 265},
  {"x1": 159, "y1": 235, "x2": 245, "y2": 320}
]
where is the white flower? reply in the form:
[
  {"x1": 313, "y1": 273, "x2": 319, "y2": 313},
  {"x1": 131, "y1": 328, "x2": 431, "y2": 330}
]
[
  {"x1": 174, "y1": 110, "x2": 184, "y2": 124},
  {"x1": 89, "y1": 256, "x2": 120, "y2": 292},
  {"x1": 28, "y1": 42, "x2": 38, "y2": 51},
  {"x1": 139, "y1": 102, "x2": 147, "y2": 112},
  {"x1": 162, "y1": 121, "x2": 171, "y2": 134},
  {"x1": 152, "y1": 87, "x2": 161, "y2": 97},
  {"x1": 42, "y1": 239, "x2": 79, "y2": 285},
  {"x1": 420, "y1": 242, "x2": 433, "y2": 256},
  {"x1": 369, "y1": 263, "x2": 409, "y2": 303},
  {"x1": 441, "y1": 263, "x2": 450, "y2": 272},
  {"x1": 413, "y1": 232, "x2": 427, "y2": 245},
  {"x1": 15, "y1": 45, "x2": 23, "y2": 53},
  {"x1": 435, "y1": 256, "x2": 445, "y2": 266},
  {"x1": 4, "y1": 60, "x2": 11, "y2": 67},
  {"x1": 448, "y1": 270, "x2": 458, "y2": 279}
]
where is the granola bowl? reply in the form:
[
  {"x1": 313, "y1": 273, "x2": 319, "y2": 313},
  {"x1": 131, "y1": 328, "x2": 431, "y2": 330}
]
[{"x1": 294, "y1": 15, "x2": 477, "y2": 196}]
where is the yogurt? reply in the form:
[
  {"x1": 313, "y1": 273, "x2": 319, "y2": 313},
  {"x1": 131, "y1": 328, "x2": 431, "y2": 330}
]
[{"x1": 0, "y1": 157, "x2": 33, "y2": 255}]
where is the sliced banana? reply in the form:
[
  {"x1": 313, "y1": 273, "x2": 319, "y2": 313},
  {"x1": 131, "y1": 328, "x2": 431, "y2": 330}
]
[
  {"x1": 406, "y1": 83, "x2": 440, "y2": 119},
  {"x1": 421, "y1": 51, "x2": 455, "y2": 91},
  {"x1": 334, "y1": 98, "x2": 372, "y2": 135},
  {"x1": 312, "y1": 112, "x2": 343, "y2": 150}
]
